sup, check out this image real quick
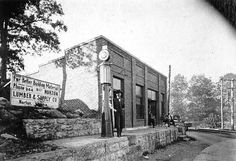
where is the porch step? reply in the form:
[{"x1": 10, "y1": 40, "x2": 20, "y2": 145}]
[
  {"x1": 183, "y1": 137, "x2": 191, "y2": 141},
  {"x1": 178, "y1": 134, "x2": 188, "y2": 141}
]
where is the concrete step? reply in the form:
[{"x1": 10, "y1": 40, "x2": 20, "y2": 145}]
[
  {"x1": 183, "y1": 137, "x2": 191, "y2": 141},
  {"x1": 179, "y1": 134, "x2": 187, "y2": 138},
  {"x1": 178, "y1": 134, "x2": 188, "y2": 141}
]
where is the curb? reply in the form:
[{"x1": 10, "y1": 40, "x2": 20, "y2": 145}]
[{"x1": 188, "y1": 128, "x2": 236, "y2": 134}]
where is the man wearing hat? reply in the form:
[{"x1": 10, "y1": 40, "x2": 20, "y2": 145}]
[{"x1": 113, "y1": 90, "x2": 124, "y2": 137}]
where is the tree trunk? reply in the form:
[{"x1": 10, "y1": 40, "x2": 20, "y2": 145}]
[
  {"x1": 0, "y1": 18, "x2": 3, "y2": 78},
  {"x1": 60, "y1": 56, "x2": 67, "y2": 106},
  {"x1": 0, "y1": 17, "x2": 8, "y2": 83},
  {"x1": 0, "y1": 17, "x2": 9, "y2": 99}
]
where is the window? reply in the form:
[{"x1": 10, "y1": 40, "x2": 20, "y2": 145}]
[
  {"x1": 161, "y1": 93, "x2": 165, "y2": 116},
  {"x1": 148, "y1": 89, "x2": 156, "y2": 101},
  {"x1": 113, "y1": 77, "x2": 122, "y2": 90},
  {"x1": 136, "y1": 85, "x2": 144, "y2": 119}
]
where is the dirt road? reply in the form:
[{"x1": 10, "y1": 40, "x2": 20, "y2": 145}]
[{"x1": 137, "y1": 130, "x2": 236, "y2": 161}]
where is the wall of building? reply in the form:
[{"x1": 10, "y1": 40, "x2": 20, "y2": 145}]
[
  {"x1": 103, "y1": 39, "x2": 167, "y2": 128},
  {"x1": 28, "y1": 36, "x2": 167, "y2": 128},
  {"x1": 30, "y1": 62, "x2": 63, "y2": 86},
  {"x1": 29, "y1": 43, "x2": 99, "y2": 111}
]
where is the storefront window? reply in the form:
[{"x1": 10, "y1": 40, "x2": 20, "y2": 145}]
[
  {"x1": 136, "y1": 85, "x2": 144, "y2": 119},
  {"x1": 161, "y1": 93, "x2": 165, "y2": 116},
  {"x1": 148, "y1": 89, "x2": 156, "y2": 100},
  {"x1": 113, "y1": 77, "x2": 121, "y2": 90}
]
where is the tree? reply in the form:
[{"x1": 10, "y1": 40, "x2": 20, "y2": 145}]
[
  {"x1": 170, "y1": 74, "x2": 188, "y2": 120},
  {"x1": 0, "y1": 0, "x2": 67, "y2": 82},
  {"x1": 187, "y1": 75, "x2": 220, "y2": 121}
]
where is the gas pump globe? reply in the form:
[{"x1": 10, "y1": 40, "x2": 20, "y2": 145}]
[
  {"x1": 99, "y1": 48, "x2": 109, "y2": 61},
  {"x1": 99, "y1": 46, "x2": 111, "y2": 84}
]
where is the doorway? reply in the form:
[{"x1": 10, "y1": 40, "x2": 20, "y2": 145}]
[
  {"x1": 112, "y1": 77, "x2": 125, "y2": 128},
  {"x1": 161, "y1": 93, "x2": 165, "y2": 118},
  {"x1": 148, "y1": 89, "x2": 157, "y2": 125}
]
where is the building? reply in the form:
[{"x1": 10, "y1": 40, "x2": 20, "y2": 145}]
[{"x1": 29, "y1": 35, "x2": 168, "y2": 128}]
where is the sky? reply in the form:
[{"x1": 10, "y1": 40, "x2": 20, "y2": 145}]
[{"x1": 23, "y1": 0, "x2": 236, "y2": 82}]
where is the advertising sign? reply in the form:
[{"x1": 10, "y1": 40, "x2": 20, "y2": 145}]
[{"x1": 10, "y1": 74, "x2": 60, "y2": 108}]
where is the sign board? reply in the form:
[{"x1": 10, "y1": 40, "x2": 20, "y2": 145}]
[{"x1": 10, "y1": 74, "x2": 60, "y2": 108}]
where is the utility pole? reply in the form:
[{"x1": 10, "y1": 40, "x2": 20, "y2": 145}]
[
  {"x1": 230, "y1": 79, "x2": 234, "y2": 131},
  {"x1": 221, "y1": 78, "x2": 224, "y2": 129},
  {"x1": 168, "y1": 65, "x2": 171, "y2": 113}
]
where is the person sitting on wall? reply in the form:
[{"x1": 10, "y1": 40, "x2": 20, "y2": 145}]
[
  {"x1": 148, "y1": 109, "x2": 155, "y2": 128},
  {"x1": 162, "y1": 114, "x2": 168, "y2": 127},
  {"x1": 169, "y1": 115, "x2": 175, "y2": 126},
  {"x1": 113, "y1": 90, "x2": 124, "y2": 137},
  {"x1": 163, "y1": 113, "x2": 173, "y2": 127}
]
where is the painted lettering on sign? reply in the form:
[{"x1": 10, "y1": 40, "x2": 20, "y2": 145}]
[{"x1": 10, "y1": 74, "x2": 60, "y2": 108}]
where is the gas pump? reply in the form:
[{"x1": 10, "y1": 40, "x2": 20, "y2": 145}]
[{"x1": 99, "y1": 46, "x2": 113, "y2": 137}]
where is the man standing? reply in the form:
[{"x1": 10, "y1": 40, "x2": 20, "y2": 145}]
[
  {"x1": 148, "y1": 109, "x2": 155, "y2": 128},
  {"x1": 113, "y1": 90, "x2": 124, "y2": 137}
]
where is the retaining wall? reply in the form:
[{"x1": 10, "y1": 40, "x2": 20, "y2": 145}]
[
  {"x1": 126, "y1": 128, "x2": 178, "y2": 160},
  {"x1": 9, "y1": 127, "x2": 179, "y2": 161},
  {"x1": 9, "y1": 137, "x2": 129, "y2": 161},
  {"x1": 23, "y1": 118, "x2": 101, "y2": 140}
]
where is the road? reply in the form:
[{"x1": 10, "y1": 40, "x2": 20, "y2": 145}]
[
  {"x1": 187, "y1": 131, "x2": 236, "y2": 145},
  {"x1": 138, "y1": 130, "x2": 236, "y2": 161}
]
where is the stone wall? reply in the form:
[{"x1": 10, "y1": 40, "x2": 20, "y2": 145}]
[
  {"x1": 8, "y1": 127, "x2": 178, "y2": 161},
  {"x1": 177, "y1": 126, "x2": 186, "y2": 135},
  {"x1": 126, "y1": 128, "x2": 178, "y2": 160},
  {"x1": 23, "y1": 118, "x2": 101, "y2": 140},
  {"x1": 9, "y1": 137, "x2": 129, "y2": 161}
]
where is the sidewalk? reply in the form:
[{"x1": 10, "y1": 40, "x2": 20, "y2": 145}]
[{"x1": 194, "y1": 139, "x2": 236, "y2": 161}]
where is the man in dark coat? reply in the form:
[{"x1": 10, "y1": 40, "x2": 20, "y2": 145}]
[
  {"x1": 113, "y1": 90, "x2": 124, "y2": 137},
  {"x1": 148, "y1": 109, "x2": 155, "y2": 128}
]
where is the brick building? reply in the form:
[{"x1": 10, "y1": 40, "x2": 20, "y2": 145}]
[{"x1": 29, "y1": 35, "x2": 168, "y2": 128}]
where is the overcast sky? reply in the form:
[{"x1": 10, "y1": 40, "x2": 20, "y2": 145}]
[{"x1": 23, "y1": 0, "x2": 236, "y2": 82}]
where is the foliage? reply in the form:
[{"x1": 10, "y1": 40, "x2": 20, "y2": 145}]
[
  {"x1": 54, "y1": 42, "x2": 97, "y2": 70},
  {"x1": 187, "y1": 75, "x2": 220, "y2": 121},
  {"x1": 65, "y1": 43, "x2": 97, "y2": 69},
  {"x1": 203, "y1": 113, "x2": 220, "y2": 128},
  {"x1": 170, "y1": 74, "x2": 188, "y2": 120},
  {"x1": 171, "y1": 73, "x2": 236, "y2": 127},
  {"x1": 0, "y1": 0, "x2": 67, "y2": 81}
]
